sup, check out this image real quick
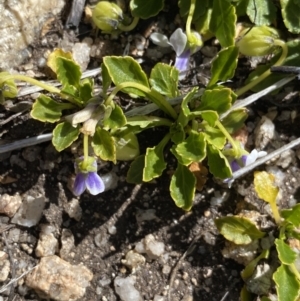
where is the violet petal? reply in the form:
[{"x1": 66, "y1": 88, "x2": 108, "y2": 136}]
[
  {"x1": 241, "y1": 155, "x2": 248, "y2": 166},
  {"x1": 175, "y1": 50, "x2": 190, "y2": 78},
  {"x1": 149, "y1": 32, "x2": 171, "y2": 48},
  {"x1": 86, "y1": 172, "x2": 105, "y2": 195},
  {"x1": 245, "y1": 149, "x2": 258, "y2": 166},
  {"x1": 169, "y1": 28, "x2": 187, "y2": 56},
  {"x1": 73, "y1": 173, "x2": 87, "y2": 196},
  {"x1": 230, "y1": 160, "x2": 241, "y2": 172}
]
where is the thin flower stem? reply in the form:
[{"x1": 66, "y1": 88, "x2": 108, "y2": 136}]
[
  {"x1": 236, "y1": 39, "x2": 288, "y2": 97},
  {"x1": 105, "y1": 82, "x2": 177, "y2": 119},
  {"x1": 186, "y1": 0, "x2": 195, "y2": 44},
  {"x1": 1, "y1": 74, "x2": 81, "y2": 105},
  {"x1": 2, "y1": 75, "x2": 61, "y2": 94},
  {"x1": 215, "y1": 120, "x2": 240, "y2": 156},
  {"x1": 118, "y1": 16, "x2": 139, "y2": 32},
  {"x1": 83, "y1": 134, "x2": 89, "y2": 167},
  {"x1": 270, "y1": 201, "x2": 281, "y2": 226}
]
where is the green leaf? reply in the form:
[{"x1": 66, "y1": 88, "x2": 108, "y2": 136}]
[
  {"x1": 241, "y1": 249, "x2": 270, "y2": 280},
  {"x1": 149, "y1": 63, "x2": 179, "y2": 98},
  {"x1": 31, "y1": 95, "x2": 73, "y2": 123},
  {"x1": 280, "y1": 0, "x2": 300, "y2": 33},
  {"x1": 92, "y1": 127, "x2": 116, "y2": 163},
  {"x1": 275, "y1": 239, "x2": 297, "y2": 265},
  {"x1": 171, "y1": 145, "x2": 192, "y2": 166},
  {"x1": 170, "y1": 163, "x2": 196, "y2": 211},
  {"x1": 203, "y1": 125, "x2": 226, "y2": 149},
  {"x1": 200, "y1": 110, "x2": 219, "y2": 127},
  {"x1": 103, "y1": 105, "x2": 127, "y2": 130},
  {"x1": 170, "y1": 123, "x2": 185, "y2": 145},
  {"x1": 215, "y1": 216, "x2": 265, "y2": 244},
  {"x1": 210, "y1": 0, "x2": 236, "y2": 47},
  {"x1": 175, "y1": 132, "x2": 206, "y2": 166},
  {"x1": 126, "y1": 155, "x2": 145, "y2": 184},
  {"x1": 130, "y1": 0, "x2": 164, "y2": 18},
  {"x1": 143, "y1": 135, "x2": 170, "y2": 182},
  {"x1": 273, "y1": 265, "x2": 300, "y2": 301},
  {"x1": 254, "y1": 171, "x2": 279, "y2": 204},
  {"x1": 246, "y1": 0, "x2": 277, "y2": 26},
  {"x1": 103, "y1": 56, "x2": 149, "y2": 97},
  {"x1": 47, "y1": 49, "x2": 74, "y2": 74},
  {"x1": 196, "y1": 87, "x2": 232, "y2": 114},
  {"x1": 235, "y1": 0, "x2": 248, "y2": 17},
  {"x1": 56, "y1": 57, "x2": 81, "y2": 89},
  {"x1": 52, "y1": 122, "x2": 80, "y2": 152},
  {"x1": 79, "y1": 78, "x2": 93, "y2": 103},
  {"x1": 115, "y1": 132, "x2": 140, "y2": 161},
  {"x1": 61, "y1": 85, "x2": 78, "y2": 98},
  {"x1": 209, "y1": 46, "x2": 239, "y2": 86},
  {"x1": 195, "y1": 7, "x2": 214, "y2": 41},
  {"x1": 221, "y1": 108, "x2": 248, "y2": 134},
  {"x1": 178, "y1": 0, "x2": 208, "y2": 23},
  {"x1": 207, "y1": 145, "x2": 232, "y2": 179},
  {"x1": 281, "y1": 204, "x2": 300, "y2": 227},
  {"x1": 125, "y1": 116, "x2": 172, "y2": 134},
  {"x1": 101, "y1": 62, "x2": 111, "y2": 96}
]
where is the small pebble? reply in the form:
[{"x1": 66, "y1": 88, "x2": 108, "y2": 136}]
[
  {"x1": 162, "y1": 265, "x2": 171, "y2": 275},
  {"x1": 182, "y1": 271, "x2": 189, "y2": 280},
  {"x1": 108, "y1": 225, "x2": 117, "y2": 235}
]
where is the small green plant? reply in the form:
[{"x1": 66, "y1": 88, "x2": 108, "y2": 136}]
[{"x1": 216, "y1": 171, "x2": 300, "y2": 301}]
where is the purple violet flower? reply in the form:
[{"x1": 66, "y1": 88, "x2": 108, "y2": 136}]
[
  {"x1": 73, "y1": 157, "x2": 105, "y2": 196},
  {"x1": 230, "y1": 149, "x2": 267, "y2": 172},
  {"x1": 225, "y1": 149, "x2": 267, "y2": 187},
  {"x1": 150, "y1": 28, "x2": 202, "y2": 79}
]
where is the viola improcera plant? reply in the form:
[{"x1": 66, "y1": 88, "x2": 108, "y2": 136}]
[{"x1": 0, "y1": 43, "x2": 248, "y2": 208}]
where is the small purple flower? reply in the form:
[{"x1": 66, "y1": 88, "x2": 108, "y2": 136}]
[
  {"x1": 230, "y1": 149, "x2": 267, "y2": 172},
  {"x1": 73, "y1": 157, "x2": 105, "y2": 196},
  {"x1": 225, "y1": 149, "x2": 267, "y2": 187},
  {"x1": 150, "y1": 28, "x2": 202, "y2": 79}
]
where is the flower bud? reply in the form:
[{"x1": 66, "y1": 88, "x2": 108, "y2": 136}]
[
  {"x1": 65, "y1": 103, "x2": 97, "y2": 127},
  {"x1": 236, "y1": 25, "x2": 280, "y2": 56},
  {"x1": 92, "y1": 1, "x2": 123, "y2": 33},
  {"x1": 187, "y1": 31, "x2": 203, "y2": 54},
  {"x1": 81, "y1": 105, "x2": 106, "y2": 136}
]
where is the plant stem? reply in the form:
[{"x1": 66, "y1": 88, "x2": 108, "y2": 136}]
[
  {"x1": 186, "y1": 0, "x2": 195, "y2": 43},
  {"x1": 83, "y1": 134, "x2": 89, "y2": 167},
  {"x1": 270, "y1": 200, "x2": 282, "y2": 226},
  {"x1": 2, "y1": 74, "x2": 61, "y2": 94},
  {"x1": 118, "y1": 16, "x2": 139, "y2": 31},
  {"x1": 1, "y1": 74, "x2": 81, "y2": 105},
  {"x1": 235, "y1": 39, "x2": 288, "y2": 97},
  {"x1": 105, "y1": 82, "x2": 177, "y2": 119},
  {"x1": 215, "y1": 120, "x2": 240, "y2": 156}
]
